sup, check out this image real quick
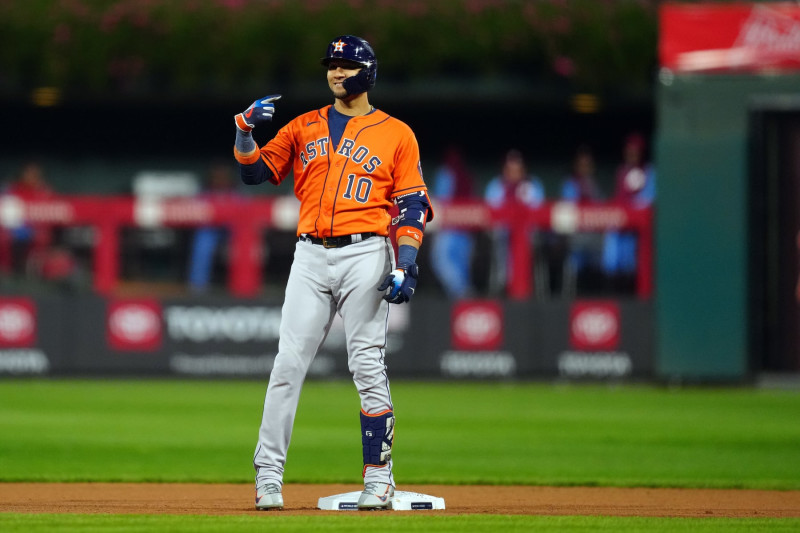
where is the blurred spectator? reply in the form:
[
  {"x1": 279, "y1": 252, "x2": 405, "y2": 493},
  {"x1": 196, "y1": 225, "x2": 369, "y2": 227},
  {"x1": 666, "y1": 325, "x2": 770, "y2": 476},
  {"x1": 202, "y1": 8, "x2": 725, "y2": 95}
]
[
  {"x1": 430, "y1": 146, "x2": 478, "y2": 299},
  {"x1": 0, "y1": 161, "x2": 69, "y2": 280},
  {"x1": 561, "y1": 145, "x2": 603, "y2": 204},
  {"x1": 558, "y1": 145, "x2": 605, "y2": 296},
  {"x1": 187, "y1": 163, "x2": 243, "y2": 292},
  {"x1": 484, "y1": 149, "x2": 545, "y2": 296},
  {"x1": 602, "y1": 132, "x2": 656, "y2": 292}
]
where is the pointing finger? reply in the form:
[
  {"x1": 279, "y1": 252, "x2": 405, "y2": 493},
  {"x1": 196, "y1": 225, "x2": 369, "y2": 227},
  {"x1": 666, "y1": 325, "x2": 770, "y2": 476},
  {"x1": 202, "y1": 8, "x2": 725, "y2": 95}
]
[{"x1": 259, "y1": 94, "x2": 282, "y2": 104}]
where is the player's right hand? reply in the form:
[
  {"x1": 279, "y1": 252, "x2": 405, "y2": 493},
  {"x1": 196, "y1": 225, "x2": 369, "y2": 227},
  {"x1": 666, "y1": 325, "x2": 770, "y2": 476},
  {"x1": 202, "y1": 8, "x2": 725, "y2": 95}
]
[{"x1": 235, "y1": 94, "x2": 282, "y2": 132}]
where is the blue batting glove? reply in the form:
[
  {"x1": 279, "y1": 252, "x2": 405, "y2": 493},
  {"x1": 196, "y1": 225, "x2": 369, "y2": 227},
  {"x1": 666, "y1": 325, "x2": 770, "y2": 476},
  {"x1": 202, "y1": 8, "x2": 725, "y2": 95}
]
[
  {"x1": 377, "y1": 263, "x2": 419, "y2": 304},
  {"x1": 234, "y1": 94, "x2": 282, "y2": 132}
]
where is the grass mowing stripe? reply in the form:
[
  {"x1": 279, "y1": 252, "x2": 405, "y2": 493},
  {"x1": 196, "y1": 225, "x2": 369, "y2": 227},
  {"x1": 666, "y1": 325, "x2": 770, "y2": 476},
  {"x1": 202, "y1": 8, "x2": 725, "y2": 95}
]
[
  {"x1": 0, "y1": 380, "x2": 799, "y2": 488},
  {"x1": 1, "y1": 513, "x2": 799, "y2": 532}
]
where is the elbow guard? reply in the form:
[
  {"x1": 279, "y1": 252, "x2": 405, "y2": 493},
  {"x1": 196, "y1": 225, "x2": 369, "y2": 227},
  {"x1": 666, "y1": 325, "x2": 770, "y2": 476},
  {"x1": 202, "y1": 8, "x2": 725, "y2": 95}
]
[{"x1": 394, "y1": 191, "x2": 431, "y2": 244}]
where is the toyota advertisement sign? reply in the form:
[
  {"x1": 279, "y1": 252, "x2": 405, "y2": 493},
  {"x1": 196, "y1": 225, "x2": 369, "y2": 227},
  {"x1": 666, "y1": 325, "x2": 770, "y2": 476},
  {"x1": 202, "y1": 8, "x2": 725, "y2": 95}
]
[
  {"x1": 107, "y1": 299, "x2": 163, "y2": 352},
  {"x1": 0, "y1": 294, "x2": 653, "y2": 380}
]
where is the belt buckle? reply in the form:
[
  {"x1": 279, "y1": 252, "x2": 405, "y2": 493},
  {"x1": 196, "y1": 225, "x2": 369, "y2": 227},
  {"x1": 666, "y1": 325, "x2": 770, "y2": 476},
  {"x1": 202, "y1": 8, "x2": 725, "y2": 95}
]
[{"x1": 322, "y1": 236, "x2": 336, "y2": 248}]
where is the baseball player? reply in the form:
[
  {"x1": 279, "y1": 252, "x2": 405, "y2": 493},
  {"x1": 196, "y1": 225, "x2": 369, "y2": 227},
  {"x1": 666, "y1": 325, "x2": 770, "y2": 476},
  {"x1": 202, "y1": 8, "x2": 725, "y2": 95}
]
[{"x1": 233, "y1": 35, "x2": 433, "y2": 510}]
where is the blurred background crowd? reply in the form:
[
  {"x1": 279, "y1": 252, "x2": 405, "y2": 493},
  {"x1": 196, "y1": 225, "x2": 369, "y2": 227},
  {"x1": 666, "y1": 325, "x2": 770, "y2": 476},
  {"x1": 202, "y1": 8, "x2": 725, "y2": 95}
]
[
  {"x1": 0, "y1": 0, "x2": 659, "y2": 300},
  {"x1": 0, "y1": 132, "x2": 655, "y2": 300}
]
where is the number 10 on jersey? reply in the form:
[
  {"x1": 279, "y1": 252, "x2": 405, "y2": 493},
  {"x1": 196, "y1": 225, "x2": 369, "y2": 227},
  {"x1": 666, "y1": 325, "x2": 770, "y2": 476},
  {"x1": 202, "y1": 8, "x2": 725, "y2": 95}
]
[{"x1": 343, "y1": 174, "x2": 373, "y2": 204}]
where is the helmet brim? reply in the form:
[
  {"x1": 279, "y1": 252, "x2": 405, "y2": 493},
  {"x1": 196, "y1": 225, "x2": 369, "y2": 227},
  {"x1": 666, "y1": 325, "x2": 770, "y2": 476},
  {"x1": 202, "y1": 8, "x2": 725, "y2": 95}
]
[{"x1": 321, "y1": 57, "x2": 369, "y2": 69}]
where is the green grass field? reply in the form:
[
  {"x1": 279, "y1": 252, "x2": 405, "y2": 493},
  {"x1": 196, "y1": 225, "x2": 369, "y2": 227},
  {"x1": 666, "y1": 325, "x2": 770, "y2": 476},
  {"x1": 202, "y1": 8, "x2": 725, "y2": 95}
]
[
  {"x1": 1, "y1": 379, "x2": 799, "y2": 531},
  {"x1": 1, "y1": 513, "x2": 799, "y2": 533}
]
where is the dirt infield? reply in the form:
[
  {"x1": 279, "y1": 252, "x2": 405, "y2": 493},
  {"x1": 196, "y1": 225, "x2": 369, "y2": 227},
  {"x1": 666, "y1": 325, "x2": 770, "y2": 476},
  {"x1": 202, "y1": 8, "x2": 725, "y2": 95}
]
[{"x1": 2, "y1": 483, "x2": 800, "y2": 517}]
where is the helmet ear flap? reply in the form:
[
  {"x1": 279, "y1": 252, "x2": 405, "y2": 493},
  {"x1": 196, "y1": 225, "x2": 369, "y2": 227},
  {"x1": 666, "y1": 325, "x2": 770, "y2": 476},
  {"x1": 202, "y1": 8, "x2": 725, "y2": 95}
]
[{"x1": 342, "y1": 68, "x2": 375, "y2": 95}]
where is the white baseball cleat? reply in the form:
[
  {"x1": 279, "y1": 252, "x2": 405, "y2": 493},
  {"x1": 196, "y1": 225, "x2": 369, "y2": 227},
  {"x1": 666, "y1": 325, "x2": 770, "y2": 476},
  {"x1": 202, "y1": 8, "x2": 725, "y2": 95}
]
[
  {"x1": 255, "y1": 483, "x2": 284, "y2": 510},
  {"x1": 357, "y1": 482, "x2": 394, "y2": 510}
]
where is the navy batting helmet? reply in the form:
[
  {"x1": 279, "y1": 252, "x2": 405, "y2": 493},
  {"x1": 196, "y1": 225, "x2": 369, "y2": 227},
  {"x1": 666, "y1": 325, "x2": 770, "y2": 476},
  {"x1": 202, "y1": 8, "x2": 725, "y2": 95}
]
[{"x1": 321, "y1": 35, "x2": 377, "y2": 94}]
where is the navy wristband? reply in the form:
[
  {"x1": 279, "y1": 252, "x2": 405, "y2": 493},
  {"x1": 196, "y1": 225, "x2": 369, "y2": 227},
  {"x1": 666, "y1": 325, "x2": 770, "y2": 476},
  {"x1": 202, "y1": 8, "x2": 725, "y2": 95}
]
[{"x1": 397, "y1": 244, "x2": 418, "y2": 269}]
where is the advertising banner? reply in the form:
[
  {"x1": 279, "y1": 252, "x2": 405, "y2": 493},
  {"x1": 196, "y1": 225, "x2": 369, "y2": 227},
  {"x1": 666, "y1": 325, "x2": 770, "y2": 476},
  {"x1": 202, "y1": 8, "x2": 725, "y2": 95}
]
[
  {"x1": 556, "y1": 300, "x2": 652, "y2": 379},
  {"x1": 660, "y1": 2, "x2": 800, "y2": 73},
  {"x1": 0, "y1": 295, "x2": 67, "y2": 375},
  {"x1": 400, "y1": 298, "x2": 653, "y2": 380},
  {"x1": 107, "y1": 299, "x2": 163, "y2": 352},
  {"x1": 2, "y1": 294, "x2": 653, "y2": 380},
  {"x1": 67, "y1": 295, "x2": 169, "y2": 374}
]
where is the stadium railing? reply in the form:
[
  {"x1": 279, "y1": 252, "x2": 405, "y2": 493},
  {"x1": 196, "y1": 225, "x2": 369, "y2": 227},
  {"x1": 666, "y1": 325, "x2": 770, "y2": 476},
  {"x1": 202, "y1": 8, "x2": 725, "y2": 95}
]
[{"x1": 0, "y1": 195, "x2": 652, "y2": 299}]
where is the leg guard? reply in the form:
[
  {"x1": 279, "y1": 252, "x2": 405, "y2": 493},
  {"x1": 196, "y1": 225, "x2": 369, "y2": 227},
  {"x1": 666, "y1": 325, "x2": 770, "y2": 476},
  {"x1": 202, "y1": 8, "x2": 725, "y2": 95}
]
[{"x1": 360, "y1": 409, "x2": 394, "y2": 476}]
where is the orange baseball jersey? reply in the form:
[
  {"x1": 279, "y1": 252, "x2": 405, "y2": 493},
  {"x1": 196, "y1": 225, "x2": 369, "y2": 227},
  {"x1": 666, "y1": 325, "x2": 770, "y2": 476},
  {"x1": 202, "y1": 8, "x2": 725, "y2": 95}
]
[{"x1": 235, "y1": 105, "x2": 433, "y2": 237}]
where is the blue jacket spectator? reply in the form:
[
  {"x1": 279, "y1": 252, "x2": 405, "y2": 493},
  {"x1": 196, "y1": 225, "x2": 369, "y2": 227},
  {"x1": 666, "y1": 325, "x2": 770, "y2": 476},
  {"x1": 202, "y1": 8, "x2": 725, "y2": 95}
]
[{"x1": 430, "y1": 146, "x2": 478, "y2": 299}]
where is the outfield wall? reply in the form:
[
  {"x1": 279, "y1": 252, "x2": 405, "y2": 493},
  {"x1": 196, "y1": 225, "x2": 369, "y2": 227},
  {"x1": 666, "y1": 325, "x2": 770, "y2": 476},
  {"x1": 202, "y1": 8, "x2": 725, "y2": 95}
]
[
  {"x1": 655, "y1": 73, "x2": 800, "y2": 380},
  {"x1": 0, "y1": 295, "x2": 652, "y2": 381}
]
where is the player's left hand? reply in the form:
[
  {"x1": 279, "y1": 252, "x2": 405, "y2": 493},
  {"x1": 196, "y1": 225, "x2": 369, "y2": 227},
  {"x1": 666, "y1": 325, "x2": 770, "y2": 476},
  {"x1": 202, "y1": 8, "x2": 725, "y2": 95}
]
[
  {"x1": 377, "y1": 263, "x2": 418, "y2": 304},
  {"x1": 235, "y1": 94, "x2": 282, "y2": 132}
]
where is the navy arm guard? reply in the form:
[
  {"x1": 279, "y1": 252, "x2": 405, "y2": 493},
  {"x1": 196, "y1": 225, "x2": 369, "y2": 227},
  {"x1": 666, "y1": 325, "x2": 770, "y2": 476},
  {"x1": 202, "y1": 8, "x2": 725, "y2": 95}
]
[{"x1": 394, "y1": 191, "x2": 431, "y2": 231}]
